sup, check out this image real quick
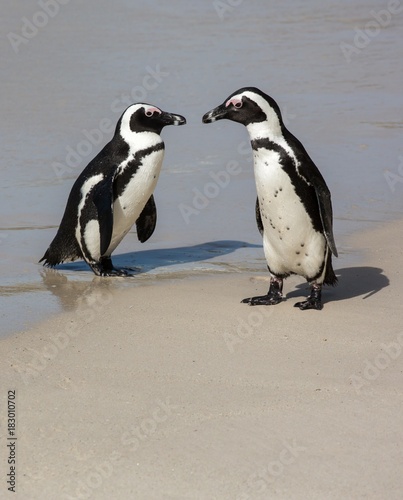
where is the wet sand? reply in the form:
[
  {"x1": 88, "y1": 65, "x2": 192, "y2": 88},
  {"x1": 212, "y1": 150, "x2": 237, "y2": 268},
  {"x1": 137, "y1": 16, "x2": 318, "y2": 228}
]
[{"x1": 1, "y1": 219, "x2": 402, "y2": 499}]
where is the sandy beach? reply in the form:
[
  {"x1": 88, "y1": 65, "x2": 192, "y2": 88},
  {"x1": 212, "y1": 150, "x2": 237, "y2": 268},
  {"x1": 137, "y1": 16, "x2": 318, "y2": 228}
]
[
  {"x1": 1, "y1": 1, "x2": 403, "y2": 498},
  {"x1": 1, "y1": 218, "x2": 402, "y2": 499}
]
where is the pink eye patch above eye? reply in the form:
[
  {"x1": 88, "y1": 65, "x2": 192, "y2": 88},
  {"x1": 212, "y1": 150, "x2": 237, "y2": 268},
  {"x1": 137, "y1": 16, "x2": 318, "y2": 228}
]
[
  {"x1": 225, "y1": 98, "x2": 242, "y2": 108},
  {"x1": 145, "y1": 106, "x2": 161, "y2": 117}
]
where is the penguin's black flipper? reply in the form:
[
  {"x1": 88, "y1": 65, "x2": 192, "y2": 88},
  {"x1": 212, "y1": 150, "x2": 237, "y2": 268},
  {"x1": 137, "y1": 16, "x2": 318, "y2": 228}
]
[
  {"x1": 92, "y1": 173, "x2": 114, "y2": 256},
  {"x1": 136, "y1": 195, "x2": 157, "y2": 243},
  {"x1": 286, "y1": 131, "x2": 338, "y2": 258},
  {"x1": 314, "y1": 187, "x2": 338, "y2": 258},
  {"x1": 255, "y1": 197, "x2": 264, "y2": 236}
]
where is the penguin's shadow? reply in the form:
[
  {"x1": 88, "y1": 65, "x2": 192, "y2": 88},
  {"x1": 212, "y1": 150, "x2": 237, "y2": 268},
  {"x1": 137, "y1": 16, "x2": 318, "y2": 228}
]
[
  {"x1": 40, "y1": 240, "x2": 261, "y2": 311},
  {"x1": 53, "y1": 240, "x2": 262, "y2": 274},
  {"x1": 286, "y1": 266, "x2": 389, "y2": 302}
]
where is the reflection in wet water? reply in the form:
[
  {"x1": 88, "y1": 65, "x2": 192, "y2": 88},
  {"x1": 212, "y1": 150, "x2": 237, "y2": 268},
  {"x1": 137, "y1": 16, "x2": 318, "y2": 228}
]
[
  {"x1": 39, "y1": 269, "x2": 116, "y2": 312},
  {"x1": 38, "y1": 240, "x2": 262, "y2": 310},
  {"x1": 0, "y1": 240, "x2": 263, "y2": 335}
]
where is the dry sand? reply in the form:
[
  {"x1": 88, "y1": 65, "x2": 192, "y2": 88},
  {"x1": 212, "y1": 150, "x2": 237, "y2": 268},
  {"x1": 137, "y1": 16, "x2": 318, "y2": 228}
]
[{"x1": 1, "y1": 219, "x2": 402, "y2": 500}]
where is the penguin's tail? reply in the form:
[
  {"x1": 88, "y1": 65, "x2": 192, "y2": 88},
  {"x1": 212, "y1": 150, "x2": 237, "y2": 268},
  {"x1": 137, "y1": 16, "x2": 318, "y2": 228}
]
[
  {"x1": 39, "y1": 230, "x2": 82, "y2": 267},
  {"x1": 323, "y1": 252, "x2": 338, "y2": 287}
]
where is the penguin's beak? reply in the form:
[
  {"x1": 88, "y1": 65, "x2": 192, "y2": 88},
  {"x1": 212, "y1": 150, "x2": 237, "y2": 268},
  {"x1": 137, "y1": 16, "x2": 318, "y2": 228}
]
[
  {"x1": 202, "y1": 104, "x2": 227, "y2": 124},
  {"x1": 160, "y1": 111, "x2": 186, "y2": 126}
]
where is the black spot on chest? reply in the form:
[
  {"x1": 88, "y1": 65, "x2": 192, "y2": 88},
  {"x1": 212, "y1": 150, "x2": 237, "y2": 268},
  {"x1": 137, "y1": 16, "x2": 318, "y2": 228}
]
[{"x1": 252, "y1": 138, "x2": 322, "y2": 232}]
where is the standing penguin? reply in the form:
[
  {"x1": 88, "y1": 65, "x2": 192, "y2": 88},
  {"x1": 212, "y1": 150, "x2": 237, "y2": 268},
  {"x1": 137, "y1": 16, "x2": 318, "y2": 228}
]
[
  {"x1": 40, "y1": 103, "x2": 186, "y2": 276},
  {"x1": 202, "y1": 87, "x2": 337, "y2": 310}
]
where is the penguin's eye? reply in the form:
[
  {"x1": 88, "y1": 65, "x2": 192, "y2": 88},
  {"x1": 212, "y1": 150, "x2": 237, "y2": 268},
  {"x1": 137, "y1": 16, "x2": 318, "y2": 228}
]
[
  {"x1": 234, "y1": 101, "x2": 243, "y2": 109},
  {"x1": 145, "y1": 110, "x2": 154, "y2": 117}
]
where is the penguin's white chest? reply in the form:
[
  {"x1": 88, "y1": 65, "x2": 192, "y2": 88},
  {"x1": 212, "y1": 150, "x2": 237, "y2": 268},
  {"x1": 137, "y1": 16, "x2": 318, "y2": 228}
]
[
  {"x1": 108, "y1": 147, "x2": 164, "y2": 253},
  {"x1": 253, "y1": 148, "x2": 325, "y2": 278}
]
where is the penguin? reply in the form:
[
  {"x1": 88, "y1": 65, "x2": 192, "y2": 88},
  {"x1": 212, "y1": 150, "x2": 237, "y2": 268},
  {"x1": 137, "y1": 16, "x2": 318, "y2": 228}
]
[
  {"x1": 40, "y1": 103, "x2": 186, "y2": 276},
  {"x1": 202, "y1": 87, "x2": 338, "y2": 310}
]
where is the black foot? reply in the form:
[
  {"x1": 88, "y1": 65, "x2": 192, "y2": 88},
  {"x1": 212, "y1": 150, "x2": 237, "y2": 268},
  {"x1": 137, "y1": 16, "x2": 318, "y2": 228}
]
[
  {"x1": 294, "y1": 284, "x2": 323, "y2": 310},
  {"x1": 90, "y1": 257, "x2": 132, "y2": 277},
  {"x1": 241, "y1": 294, "x2": 283, "y2": 306},
  {"x1": 241, "y1": 277, "x2": 284, "y2": 306},
  {"x1": 102, "y1": 267, "x2": 131, "y2": 277}
]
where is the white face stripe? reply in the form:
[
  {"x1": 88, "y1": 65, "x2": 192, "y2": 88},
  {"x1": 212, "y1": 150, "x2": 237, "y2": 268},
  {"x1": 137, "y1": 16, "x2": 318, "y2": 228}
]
[
  {"x1": 119, "y1": 103, "x2": 163, "y2": 149},
  {"x1": 119, "y1": 103, "x2": 162, "y2": 141},
  {"x1": 234, "y1": 91, "x2": 299, "y2": 166},
  {"x1": 237, "y1": 90, "x2": 283, "y2": 138},
  {"x1": 119, "y1": 104, "x2": 143, "y2": 143},
  {"x1": 120, "y1": 103, "x2": 144, "y2": 128}
]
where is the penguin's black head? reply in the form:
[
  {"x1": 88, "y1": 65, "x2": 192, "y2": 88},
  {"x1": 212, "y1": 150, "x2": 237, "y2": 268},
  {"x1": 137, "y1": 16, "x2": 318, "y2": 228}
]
[
  {"x1": 117, "y1": 103, "x2": 186, "y2": 136},
  {"x1": 202, "y1": 87, "x2": 283, "y2": 132}
]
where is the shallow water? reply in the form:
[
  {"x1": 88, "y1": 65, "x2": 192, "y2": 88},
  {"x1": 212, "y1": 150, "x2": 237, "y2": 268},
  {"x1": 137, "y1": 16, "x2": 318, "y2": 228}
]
[{"x1": 1, "y1": 0, "x2": 402, "y2": 335}]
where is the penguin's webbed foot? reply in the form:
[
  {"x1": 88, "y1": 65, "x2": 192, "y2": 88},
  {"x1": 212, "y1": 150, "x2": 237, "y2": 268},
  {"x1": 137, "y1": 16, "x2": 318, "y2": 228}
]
[
  {"x1": 294, "y1": 297, "x2": 323, "y2": 310},
  {"x1": 101, "y1": 267, "x2": 131, "y2": 277},
  {"x1": 241, "y1": 293, "x2": 283, "y2": 306},
  {"x1": 241, "y1": 277, "x2": 283, "y2": 306},
  {"x1": 90, "y1": 258, "x2": 132, "y2": 277},
  {"x1": 294, "y1": 284, "x2": 323, "y2": 310}
]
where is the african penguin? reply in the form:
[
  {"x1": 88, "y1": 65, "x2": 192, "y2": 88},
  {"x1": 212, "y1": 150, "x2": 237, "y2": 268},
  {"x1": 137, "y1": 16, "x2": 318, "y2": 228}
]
[
  {"x1": 40, "y1": 103, "x2": 186, "y2": 276},
  {"x1": 202, "y1": 87, "x2": 338, "y2": 310}
]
